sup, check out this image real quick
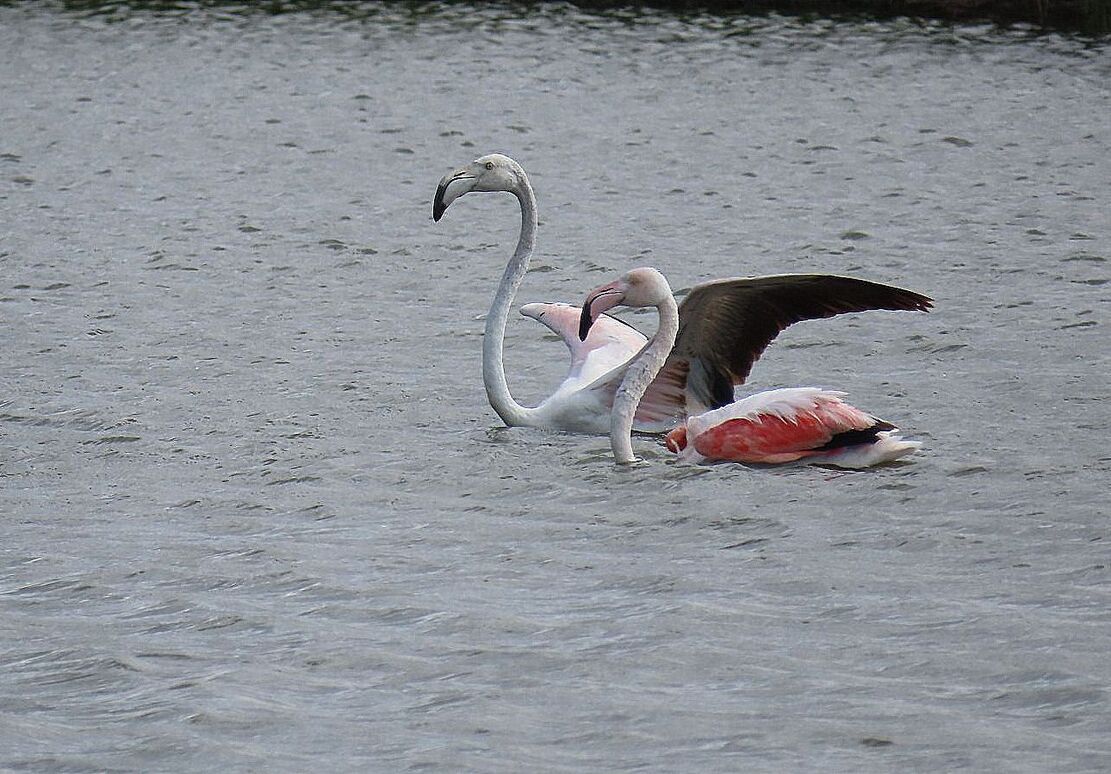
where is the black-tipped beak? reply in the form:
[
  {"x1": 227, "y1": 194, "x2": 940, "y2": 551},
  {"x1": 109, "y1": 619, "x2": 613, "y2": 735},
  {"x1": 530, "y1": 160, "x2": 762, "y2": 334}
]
[
  {"x1": 432, "y1": 170, "x2": 475, "y2": 222},
  {"x1": 432, "y1": 178, "x2": 450, "y2": 222},
  {"x1": 579, "y1": 285, "x2": 624, "y2": 341},
  {"x1": 578, "y1": 290, "x2": 611, "y2": 341},
  {"x1": 578, "y1": 298, "x2": 597, "y2": 342}
]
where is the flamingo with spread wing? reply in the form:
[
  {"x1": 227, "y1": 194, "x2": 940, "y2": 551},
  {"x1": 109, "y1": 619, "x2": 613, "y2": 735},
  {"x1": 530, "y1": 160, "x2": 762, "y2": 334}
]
[
  {"x1": 433, "y1": 154, "x2": 931, "y2": 435},
  {"x1": 579, "y1": 267, "x2": 922, "y2": 467}
]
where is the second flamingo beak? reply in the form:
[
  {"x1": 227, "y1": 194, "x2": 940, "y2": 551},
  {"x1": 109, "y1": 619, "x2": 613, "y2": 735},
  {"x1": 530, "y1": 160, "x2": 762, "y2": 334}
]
[{"x1": 578, "y1": 282, "x2": 626, "y2": 341}]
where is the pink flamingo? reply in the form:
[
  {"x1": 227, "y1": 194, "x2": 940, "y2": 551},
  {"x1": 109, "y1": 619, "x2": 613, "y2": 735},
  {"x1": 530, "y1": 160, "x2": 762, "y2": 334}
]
[
  {"x1": 434, "y1": 154, "x2": 931, "y2": 435},
  {"x1": 580, "y1": 267, "x2": 922, "y2": 467}
]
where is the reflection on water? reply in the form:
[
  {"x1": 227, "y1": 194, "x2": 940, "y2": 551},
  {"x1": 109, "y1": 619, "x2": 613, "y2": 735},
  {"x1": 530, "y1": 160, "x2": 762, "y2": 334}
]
[{"x1": 1, "y1": 2, "x2": 1109, "y2": 772}]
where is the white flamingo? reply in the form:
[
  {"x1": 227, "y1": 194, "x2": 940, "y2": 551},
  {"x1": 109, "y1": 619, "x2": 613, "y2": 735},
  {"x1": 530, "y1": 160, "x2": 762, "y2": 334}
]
[
  {"x1": 580, "y1": 267, "x2": 922, "y2": 467},
  {"x1": 433, "y1": 153, "x2": 931, "y2": 435}
]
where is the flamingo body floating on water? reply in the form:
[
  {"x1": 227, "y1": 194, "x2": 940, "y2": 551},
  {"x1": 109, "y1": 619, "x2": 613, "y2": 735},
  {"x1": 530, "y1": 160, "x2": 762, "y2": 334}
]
[
  {"x1": 664, "y1": 388, "x2": 919, "y2": 467},
  {"x1": 433, "y1": 153, "x2": 931, "y2": 435},
  {"x1": 580, "y1": 267, "x2": 922, "y2": 467}
]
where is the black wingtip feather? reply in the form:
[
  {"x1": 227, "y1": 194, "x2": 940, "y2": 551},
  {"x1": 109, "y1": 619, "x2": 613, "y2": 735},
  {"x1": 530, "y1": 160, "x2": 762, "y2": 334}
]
[
  {"x1": 899, "y1": 290, "x2": 934, "y2": 312},
  {"x1": 815, "y1": 420, "x2": 897, "y2": 451}
]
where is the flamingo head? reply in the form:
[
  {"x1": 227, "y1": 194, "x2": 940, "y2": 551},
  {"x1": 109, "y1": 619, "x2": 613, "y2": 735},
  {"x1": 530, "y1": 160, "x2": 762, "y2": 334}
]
[
  {"x1": 433, "y1": 153, "x2": 524, "y2": 221},
  {"x1": 578, "y1": 267, "x2": 670, "y2": 341}
]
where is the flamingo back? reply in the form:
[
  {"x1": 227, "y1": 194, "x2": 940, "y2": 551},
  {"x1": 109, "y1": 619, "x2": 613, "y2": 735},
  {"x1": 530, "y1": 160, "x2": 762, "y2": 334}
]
[{"x1": 676, "y1": 387, "x2": 916, "y2": 466}]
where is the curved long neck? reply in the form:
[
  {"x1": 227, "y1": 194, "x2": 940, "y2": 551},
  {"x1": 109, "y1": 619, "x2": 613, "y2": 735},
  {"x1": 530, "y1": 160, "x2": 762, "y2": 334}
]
[
  {"x1": 483, "y1": 178, "x2": 540, "y2": 426},
  {"x1": 611, "y1": 294, "x2": 680, "y2": 464}
]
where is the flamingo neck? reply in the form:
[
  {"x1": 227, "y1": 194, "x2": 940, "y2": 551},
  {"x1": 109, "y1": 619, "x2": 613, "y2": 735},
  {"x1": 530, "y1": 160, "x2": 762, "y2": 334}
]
[
  {"x1": 611, "y1": 293, "x2": 680, "y2": 463},
  {"x1": 483, "y1": 178, "x2": 540, "y2": 427}
]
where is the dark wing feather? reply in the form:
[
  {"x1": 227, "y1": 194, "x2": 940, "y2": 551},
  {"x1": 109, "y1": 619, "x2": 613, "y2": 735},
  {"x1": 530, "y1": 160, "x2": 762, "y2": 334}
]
[{"x1": 659, "y1": 274, "x2": 932, "y2": 410}]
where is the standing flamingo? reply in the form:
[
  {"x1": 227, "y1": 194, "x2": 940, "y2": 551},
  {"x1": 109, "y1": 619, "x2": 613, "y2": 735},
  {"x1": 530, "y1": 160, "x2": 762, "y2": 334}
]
[
  {"x1": 580, "y1": 267, "x2": 922, "y2": 467},
  {"x1": 433, "y1": 153, "x2": 931, "y2": 434}
]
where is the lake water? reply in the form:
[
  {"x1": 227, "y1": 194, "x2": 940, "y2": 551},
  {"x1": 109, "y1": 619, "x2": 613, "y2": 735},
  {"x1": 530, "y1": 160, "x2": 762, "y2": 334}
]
[{"x1": 1, "y1": 3, "x2": 1109, "y2": 771}]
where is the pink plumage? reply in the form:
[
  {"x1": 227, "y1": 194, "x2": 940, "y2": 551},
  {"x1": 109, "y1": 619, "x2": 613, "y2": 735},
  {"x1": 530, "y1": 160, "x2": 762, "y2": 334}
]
[{"x1": 665, "y1": 388, "x2": 920, "y2": 468}]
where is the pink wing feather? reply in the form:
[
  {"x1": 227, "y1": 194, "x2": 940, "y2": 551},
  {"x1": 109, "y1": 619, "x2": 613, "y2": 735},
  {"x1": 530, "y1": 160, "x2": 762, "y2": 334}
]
[
  {"x1": 521, "y1": 302, "x2": 685, "y2": 431},
  {"x1": 519, "y1": 302, "x2": 645, "y2": 384},
  {"x1": 670, "y1": 387, "x2": 919, "y2": 466}
]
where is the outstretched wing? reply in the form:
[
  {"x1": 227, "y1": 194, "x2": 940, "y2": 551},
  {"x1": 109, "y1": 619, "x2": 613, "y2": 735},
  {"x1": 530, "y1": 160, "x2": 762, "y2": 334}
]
[
  {"x1": 520, "y1": 302, "x2": 646, "y2": 386},
  {"x1": 654, "y1": 274, "x2": 932, "y2": 412}
]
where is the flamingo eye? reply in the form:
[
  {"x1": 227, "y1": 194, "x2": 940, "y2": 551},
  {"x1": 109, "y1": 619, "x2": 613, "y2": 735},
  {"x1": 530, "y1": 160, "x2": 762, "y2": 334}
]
[{"x1": 485, "y1": 161, "x2": 494, "y2": 170}]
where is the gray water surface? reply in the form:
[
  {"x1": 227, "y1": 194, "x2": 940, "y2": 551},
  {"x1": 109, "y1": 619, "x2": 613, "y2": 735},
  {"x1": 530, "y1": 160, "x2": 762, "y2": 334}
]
[{"x1": 2, "y1": 4, "x2": 1109, "y2": 772}]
